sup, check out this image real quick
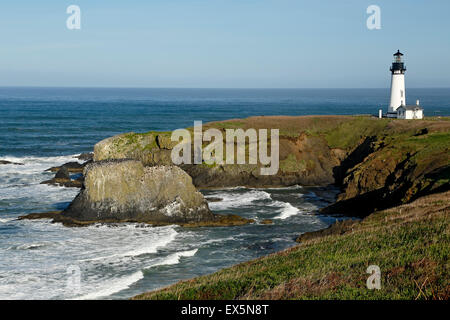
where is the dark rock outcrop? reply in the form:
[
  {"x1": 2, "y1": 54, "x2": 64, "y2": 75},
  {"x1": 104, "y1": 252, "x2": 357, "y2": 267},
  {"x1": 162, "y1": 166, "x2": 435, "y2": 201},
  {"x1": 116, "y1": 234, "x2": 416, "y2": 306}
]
[
  {"x1": 19, "y1": 210, "x2": 255, "y2": 228},
  {"x1": 42, "y1": 159, "x2": 93, "y2": 188},
  {"x1": 0, "y1": 160, "x2": 24, "y2": 165},
  {"x1": 40, "y1": 166, "x2": 82, "y2": 188},
  {"x1": 55, "y1": 167, "x2": 70, "y2": 180},
  {"x1": 75, "y1": 153, "x2": 94, "y2": 161},
  {"x1": 18, "y1": 211, "x2": 61, "y2": 221},
  {"x1": 204, "y1": 197, "x2": 223, "y2": 202},
  {"x1": 46, "y1": 161, "x2": 86, "y2": 173}
]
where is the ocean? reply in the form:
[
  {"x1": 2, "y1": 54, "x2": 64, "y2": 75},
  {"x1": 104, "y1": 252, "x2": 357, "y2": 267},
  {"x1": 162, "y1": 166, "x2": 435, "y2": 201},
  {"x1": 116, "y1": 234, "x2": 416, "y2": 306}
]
[{"x1": 1, "y1": 87, "x2": 449, "y2": 299}]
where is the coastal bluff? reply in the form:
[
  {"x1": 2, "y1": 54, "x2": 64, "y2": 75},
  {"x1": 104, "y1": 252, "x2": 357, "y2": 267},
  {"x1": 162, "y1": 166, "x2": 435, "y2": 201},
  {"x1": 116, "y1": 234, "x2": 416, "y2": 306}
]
[
  {"x1": 55, "y1": 160, "x2": 215, "y2": 226},
  {"x1": 92, "y1": 115, "x2": 450, "y2": 217}
]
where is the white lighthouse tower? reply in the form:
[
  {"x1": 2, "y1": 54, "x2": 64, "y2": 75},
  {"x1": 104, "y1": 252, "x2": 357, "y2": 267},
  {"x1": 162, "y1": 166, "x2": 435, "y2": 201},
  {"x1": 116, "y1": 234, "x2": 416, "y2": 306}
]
[
  {"x1": 384, "y1": 50, "x2": 423, "y2": 119},
  {"x1": 387, "y1": 50, "x2": 407, "y2": 117}
]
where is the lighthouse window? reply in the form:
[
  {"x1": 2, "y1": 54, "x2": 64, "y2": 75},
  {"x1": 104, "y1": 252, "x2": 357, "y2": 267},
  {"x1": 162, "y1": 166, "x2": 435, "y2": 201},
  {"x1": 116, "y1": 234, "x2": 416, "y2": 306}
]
[{"x1": 401, "y1": 90, "x2": 404, "y2": 97}]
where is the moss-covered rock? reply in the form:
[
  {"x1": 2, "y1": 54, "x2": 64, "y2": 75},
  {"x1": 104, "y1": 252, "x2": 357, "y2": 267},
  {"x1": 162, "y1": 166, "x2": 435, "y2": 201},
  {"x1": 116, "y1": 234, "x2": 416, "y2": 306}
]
[
  {"x1": 156, "y1": 132, "x2": 179, "y2": 149},
  {"x1": 58, "y1": 160, "x2": 214, "y2": 224}
]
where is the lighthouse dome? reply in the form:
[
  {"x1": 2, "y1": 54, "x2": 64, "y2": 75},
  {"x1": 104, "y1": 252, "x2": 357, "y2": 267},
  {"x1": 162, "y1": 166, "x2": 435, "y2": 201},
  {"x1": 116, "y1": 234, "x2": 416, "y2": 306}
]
[{"x1": 391, "y1": 50, "x2": 406, "y2": 73}]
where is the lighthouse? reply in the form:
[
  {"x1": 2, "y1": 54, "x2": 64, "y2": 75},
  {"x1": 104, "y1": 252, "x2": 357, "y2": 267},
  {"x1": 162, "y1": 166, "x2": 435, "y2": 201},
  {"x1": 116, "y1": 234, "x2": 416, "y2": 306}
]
[
  {"x1": 388, "y1": 50, "x2": 406, "y2": 116},
  {"x1": 384, "y1": 50, "x2": 423, "y2": 119}
]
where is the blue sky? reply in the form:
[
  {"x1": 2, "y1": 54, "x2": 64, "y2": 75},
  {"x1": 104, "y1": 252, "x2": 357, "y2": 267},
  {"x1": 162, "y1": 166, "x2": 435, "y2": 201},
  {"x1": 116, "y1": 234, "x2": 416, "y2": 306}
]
[{"x1": 1, "y1": 0, "x2": 449, "y2": 88}]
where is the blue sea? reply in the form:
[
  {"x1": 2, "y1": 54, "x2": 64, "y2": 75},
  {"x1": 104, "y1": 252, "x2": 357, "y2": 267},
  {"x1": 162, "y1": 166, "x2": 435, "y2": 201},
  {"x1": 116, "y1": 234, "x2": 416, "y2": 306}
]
[{"x1": 0, "y1": 87, "x2": 449, "y2": 299}]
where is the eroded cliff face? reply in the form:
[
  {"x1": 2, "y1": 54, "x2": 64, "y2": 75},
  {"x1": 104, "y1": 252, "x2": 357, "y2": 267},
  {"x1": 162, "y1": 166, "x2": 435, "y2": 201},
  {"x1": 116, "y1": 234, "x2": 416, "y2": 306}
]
[
  {"x1": 90, "y1": 116, "x2": 450, "y2": 217},
  {"x1": 93, "y1": 129, "x2": 342, "y2": 188},
  {"x1": 182, "y1": 133, "x2": 341, "y2": 188},
  {"x1": 323, "y1": 129, "x2": 450, "y2": 216},
  {"x1": 59, "y1": 160, "x2": 214, "y2": 224}
]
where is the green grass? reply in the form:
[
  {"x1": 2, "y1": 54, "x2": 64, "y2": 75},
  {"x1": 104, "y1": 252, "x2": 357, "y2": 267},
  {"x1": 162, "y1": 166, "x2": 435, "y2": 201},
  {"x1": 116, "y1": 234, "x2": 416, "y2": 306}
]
[
  {"x1": 110, "y1": 131, "x2": 174, "y2": 154},
  {"x1": 322, "y1": 117, "x2": 390, "y2": 150},
  {"x1": 133, "y1": 192, "x2": 449, "y2": 300},
  {"x1": 209, "y1": 121, "x2": 245, "y2": 130}
]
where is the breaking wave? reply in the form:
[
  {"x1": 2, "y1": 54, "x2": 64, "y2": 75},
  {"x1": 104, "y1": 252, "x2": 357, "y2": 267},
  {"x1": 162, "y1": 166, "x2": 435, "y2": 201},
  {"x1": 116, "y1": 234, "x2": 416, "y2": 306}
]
[{"x1": 145, "y1": 249, "x2": 198, "y2": 269}]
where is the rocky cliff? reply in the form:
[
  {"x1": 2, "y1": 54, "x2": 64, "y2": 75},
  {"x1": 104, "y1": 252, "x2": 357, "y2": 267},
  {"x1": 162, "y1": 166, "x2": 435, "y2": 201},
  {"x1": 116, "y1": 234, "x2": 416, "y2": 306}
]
[
  {"x1": 93, "y1": 118, "x2": 347, "y2": 188},
  {"x1": 57, "y1": 160, "x2": 214, "y2": 225},
  {"x1": 92, "y1": 116, "x2": 450, "y2": 217},
  {"x1": 323, "y1": 120, "x2": 450, "y2": 215}
]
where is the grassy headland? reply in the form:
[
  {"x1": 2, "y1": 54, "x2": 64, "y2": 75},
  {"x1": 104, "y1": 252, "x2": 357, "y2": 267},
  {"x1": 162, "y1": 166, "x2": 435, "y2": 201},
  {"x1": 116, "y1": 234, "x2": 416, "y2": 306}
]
[
  {"x1": 94, "y1": 115, "x2": 450, "y2": 215},
  {"x1": 133, "y1": 191, "x2": 449, "y2": 300},
  {"x1": 89, "y1": 115, "x2": 449, "y2": 299}
]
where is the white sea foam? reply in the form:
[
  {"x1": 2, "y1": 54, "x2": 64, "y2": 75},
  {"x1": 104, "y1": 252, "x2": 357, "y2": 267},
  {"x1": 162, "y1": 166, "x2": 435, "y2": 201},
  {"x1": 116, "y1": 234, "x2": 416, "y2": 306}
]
[
  {"x1": 206, "y1": 187, "x2": 306, "y2": 220},
  {"x1": 0, "y1": 221, "x2": 179, "y2": 300},
  {"x1": 201, "y1": 236, "x2": 237, "y2": 245},
  {"x1": 145, "y1": 249, "x2": 198, "y2": 269},
  {"x1": 207, "y1": 189, "x2": 272, "y2": 211},
  {"x1": 0, "y1": 152, "x2": 184, "y2": 300},
  {"x1": 7, "y1": 242, "x2": 49, "y2": 250},
  {"x1": 79, "y1": 226, "x2": 178, "y2": 263},
  {"x1": 74, "y1": 270, "x2": 144, "y2": 300},
  {"x1": 0, "y1": 154, "x2": 81, "y2": 206},
  {"x1": 258, "y1": 185, "x2": 303, "y2": 191},
  {"x1": 121, "y1": 230, "x2": 178, "y2": 258},
  {"x1": 0, "y1": 154, "x2": 81, "y2": 176},
  {"x1": 0, "y1": 153, "x2": 331, "y2": 300},
  {"x1": 272, "y1": 201, "x2": 301, "y2": 219},
  {"x1": 0, "y1": 154, "x2": 81, "y2": 164},
  {"x1": 74, "y1": 248, "x2": 196, "y2": 300},
  {"x1": 0, "y1": 183, "x2": 79, "y2": 203}
]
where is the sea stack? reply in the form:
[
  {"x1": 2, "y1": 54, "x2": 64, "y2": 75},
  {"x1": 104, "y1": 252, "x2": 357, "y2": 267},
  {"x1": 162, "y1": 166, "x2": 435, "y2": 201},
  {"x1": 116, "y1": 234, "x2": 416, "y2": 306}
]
[{"x1": 58, "y1": 160, "x2": 214, "y2": 225}]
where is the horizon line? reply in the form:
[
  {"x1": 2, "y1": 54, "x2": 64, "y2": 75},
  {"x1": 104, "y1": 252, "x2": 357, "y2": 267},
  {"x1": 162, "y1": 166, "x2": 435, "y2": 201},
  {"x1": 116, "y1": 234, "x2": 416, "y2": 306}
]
[{"x1": 1, "y1": 86, "x2": 450, "y2": 90}]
